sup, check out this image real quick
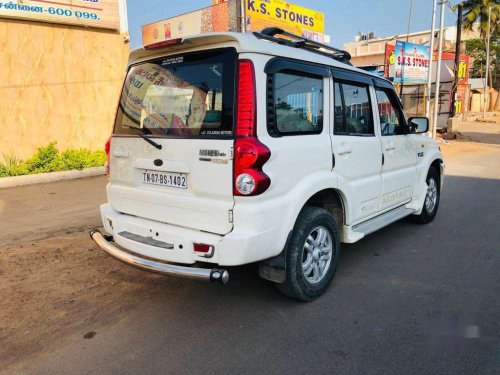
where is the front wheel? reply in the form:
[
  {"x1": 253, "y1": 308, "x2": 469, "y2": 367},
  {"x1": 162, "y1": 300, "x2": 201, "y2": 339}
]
[
  {"x1": 414, "y1": 167, "x2": 441, "y2": 224},
  {"x1": 277, "y1": 207, "x2": 340, "y2": 301}
]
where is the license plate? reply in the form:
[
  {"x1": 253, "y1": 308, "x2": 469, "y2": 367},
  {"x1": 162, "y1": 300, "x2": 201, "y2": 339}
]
[{"x1": 142, "y1": 170, "x2": 187, "y2": 189}]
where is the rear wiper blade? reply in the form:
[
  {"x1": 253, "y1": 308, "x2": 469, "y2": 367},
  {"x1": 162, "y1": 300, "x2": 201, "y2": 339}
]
[
  {"x1": 119, "y1": 106, "x2": 163, "y2": 150},
  {"x1": 127, "y1": 126, "x2": 162, "y2": 150},
  {"x1": 138, "y1": 133, "x2": 162, "y2": 150}
]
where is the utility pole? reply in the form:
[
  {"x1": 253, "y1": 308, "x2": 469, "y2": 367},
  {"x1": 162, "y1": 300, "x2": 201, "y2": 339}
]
[
  {"x1": 400, "y1": 0, "x2": 414, "y2": 98},
  {"x1": 426, "y1": 0, "x2": 438, "y2": 119},
  {"x1": 483, "y1": 5, "x2": 491, "y2": 118},
  {"x1": 432, "y1": 0, "x2": 446, "y2": 139},
  {"x1": 451, "y1": 3, "x2": 463, "y2": 118}
]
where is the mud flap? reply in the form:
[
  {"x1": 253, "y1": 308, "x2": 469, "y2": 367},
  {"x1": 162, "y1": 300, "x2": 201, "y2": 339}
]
[{"x1": 258, "y1": 231, "x2": 291, "y2": 284}]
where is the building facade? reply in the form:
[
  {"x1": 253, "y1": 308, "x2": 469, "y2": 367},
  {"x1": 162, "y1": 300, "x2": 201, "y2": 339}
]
[
  {"x1": 343, "y1": 25, "x2": 480, "y2": 72},
  {"x1": 0, "y1": 0, "x2": 130, "y2": 159},
  {"x1": 343, "y1": 26, "x2": 481, "y2": 125}
]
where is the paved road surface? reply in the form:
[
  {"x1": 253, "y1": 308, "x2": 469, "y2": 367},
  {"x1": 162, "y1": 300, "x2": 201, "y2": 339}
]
[{"x1": 2, "y1": 136, "x2": 500, "y2": 374}]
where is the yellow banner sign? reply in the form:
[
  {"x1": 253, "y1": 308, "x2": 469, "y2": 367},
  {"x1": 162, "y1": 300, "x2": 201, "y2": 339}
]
[
  {"x1": 245, "y1": 0, "x2": 324, "y2": 39},
  {"x1": 0, "y1": 0, "x2": 120, "y2": 30}
]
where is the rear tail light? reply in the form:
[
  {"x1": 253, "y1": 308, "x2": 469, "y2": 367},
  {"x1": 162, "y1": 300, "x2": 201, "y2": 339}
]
[
  {"x1": 236, "y1": 60, "x2": 256, "y2": 137},
  {"x1": 234, "y1": 60, "x2": 271, "y2": 196},
  {"x1": 104, "y1": 136, "x2": 111, "y2": 177},
  {"x1": 234, "y1": 138, "x2": 271, "y2": 195}
]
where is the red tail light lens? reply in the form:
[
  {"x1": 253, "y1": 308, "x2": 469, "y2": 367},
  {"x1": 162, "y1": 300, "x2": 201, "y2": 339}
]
[
  {"x1": 104, "y1": 136, "x2": 111, "y2": 177},
  {"x1": 193, "y1": 243, "x2": 212, "y2": 254},
  {"x1": 234, "y1": 60, "x2": 271, "y2": 196},
  {"x1": 235, "y1": 138, "x2": 270, "y2": 170},
  {"x1": 234, "y1": 138, "x2": 271, "y2": 195},
  {"x1": 236, "y1": 60, "x2": 256, "y2": 137}
]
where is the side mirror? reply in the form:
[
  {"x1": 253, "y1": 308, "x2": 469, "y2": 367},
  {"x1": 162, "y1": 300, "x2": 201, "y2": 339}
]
[{"x1": 408, "y1": 117, "x2": 429, "y2": 134}]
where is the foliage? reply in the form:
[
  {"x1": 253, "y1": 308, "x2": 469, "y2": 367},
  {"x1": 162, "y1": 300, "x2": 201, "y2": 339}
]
[
  {"x1": 459, "y1": 0, "x2": 500, "y2": 40},
  {"x1": 0, "y1": 142, "x2": 106, "y2": 178},
  {"x1": 57, "y1": 149, "x2": 106, "y2": 171},
  {"x1": 465, "y1": 38, "x2": 500, "y2": 78},
  {"x1": 0, "y1": 153, "x2": 27, "y2": 177},
  {"x1": 24, "y1": 142, "x2": 59, "y2": 173}
]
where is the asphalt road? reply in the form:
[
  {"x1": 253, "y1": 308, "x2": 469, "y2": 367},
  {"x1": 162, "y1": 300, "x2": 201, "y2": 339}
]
[{"x1": 4, "y1": 139, "x2": 500, "y2": 375}]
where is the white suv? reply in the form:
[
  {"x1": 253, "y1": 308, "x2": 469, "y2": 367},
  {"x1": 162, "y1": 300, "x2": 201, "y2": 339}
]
[{"x1": 90, "y1": 29, "x2": 444, "y2": 301}]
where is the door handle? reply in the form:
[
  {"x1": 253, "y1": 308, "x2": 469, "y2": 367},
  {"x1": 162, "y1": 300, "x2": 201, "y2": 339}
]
[
  {"x1": 338, "y1": 147, "x2": 352, "y2": 156},
  {"x1": 385, "y1": 144, "x2": 396, "y2": 151}
]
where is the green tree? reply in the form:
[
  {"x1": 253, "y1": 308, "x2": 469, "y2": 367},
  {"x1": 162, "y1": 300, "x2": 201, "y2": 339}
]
[
  {"x1": 459, "y1": 1, "x2": 500, "y2": 96},
  {"x1": 465, "y1": 38, "x2": 499, "y2": 77},
  {"x1": 460, "y1": 0, "x2": 500, "y2": 40}
]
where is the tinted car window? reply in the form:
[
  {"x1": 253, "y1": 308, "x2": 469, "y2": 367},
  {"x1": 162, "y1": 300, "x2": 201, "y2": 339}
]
[
  {"x1": 334, "y1": 82, "x2": 344, "y2": 134},
  {"x1": 342, "y1": 83, "x2": 374, "y2": 135},
  {"x1": 114, "y1": 49, "x2": 235, "y2": 138},
  {"x1": 274, "y1": 72, "x2": 323, "y2": 135},
  {"x1": 334, "y1": 82, "x2": 374, "y2": 136},
  {"x1": 376, "y1": 88, "x2": 407, "y2": 136}
]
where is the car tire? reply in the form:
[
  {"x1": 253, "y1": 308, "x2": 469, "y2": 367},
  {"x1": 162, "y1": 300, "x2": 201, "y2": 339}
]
[
  {"x1": 414, "y1": 167, "x2": 440, "y2": 224},
  {"x1": 277, "y1": 206, "x2": 340, "y2": 302}
]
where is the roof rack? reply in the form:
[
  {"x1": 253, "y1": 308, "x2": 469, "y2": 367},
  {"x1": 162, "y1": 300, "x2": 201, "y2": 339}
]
[{"x1": 253, "y1": 27, "x2": 352, "y2": 65}]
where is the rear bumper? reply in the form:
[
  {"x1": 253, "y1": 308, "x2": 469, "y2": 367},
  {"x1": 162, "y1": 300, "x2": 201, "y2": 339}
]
[
  {"x1": 97, "y1": 203, "x2": 285, "y2": 267},
  {"x1": 89, "y1": 228, "x2": 229, "y2": 284}
]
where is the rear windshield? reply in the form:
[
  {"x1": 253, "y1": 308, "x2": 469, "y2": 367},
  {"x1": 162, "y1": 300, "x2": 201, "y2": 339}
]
[{"x1": 114, "y1": 48, "x2": 236, "y2": 138}]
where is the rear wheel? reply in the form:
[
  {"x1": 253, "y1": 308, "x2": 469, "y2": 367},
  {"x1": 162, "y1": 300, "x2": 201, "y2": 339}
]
[
  {"x1": 277, "y1": 207, "x2": 340, "y2": 301},
  {"x1": 414, "y1": 167, "x2": 440, "y2": 224}
]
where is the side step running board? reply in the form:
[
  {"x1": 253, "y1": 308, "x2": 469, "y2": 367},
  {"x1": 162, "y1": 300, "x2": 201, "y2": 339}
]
[{"x1": 352, "y1": 206, "x2": 415, "y2": 236}]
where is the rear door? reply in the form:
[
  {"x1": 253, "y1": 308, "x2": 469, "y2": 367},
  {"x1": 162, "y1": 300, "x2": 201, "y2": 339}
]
[
  {"x1": 330, "y1": 70, "x2": 382, "y2": 224},
  {"x1": 109, "y1": 48, "x2": 237, "y2": 235}
]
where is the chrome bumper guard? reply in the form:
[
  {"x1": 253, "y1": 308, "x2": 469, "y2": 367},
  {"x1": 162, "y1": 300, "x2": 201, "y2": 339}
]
[{"x1": 89, "y1": 228, "x2": 229, "y2": 284}]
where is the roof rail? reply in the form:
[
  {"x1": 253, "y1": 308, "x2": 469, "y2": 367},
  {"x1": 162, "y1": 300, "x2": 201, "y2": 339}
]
[{"x1": 253, "y1": 27, "x2": 352, "y2": 65}]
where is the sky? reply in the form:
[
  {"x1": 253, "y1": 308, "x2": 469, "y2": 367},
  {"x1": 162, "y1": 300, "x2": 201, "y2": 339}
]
[{"x1": 126, "y1": 0, "x2": 459, "y2": 49}]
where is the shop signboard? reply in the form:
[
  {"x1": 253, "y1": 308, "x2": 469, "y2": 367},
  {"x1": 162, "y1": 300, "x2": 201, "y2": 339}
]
[
  {"x1": 142, "y1": 1, "x2": 237, "y2": 47},
  {"x1": 451, "y1": 54, "x2": 470, "y2": 115},
  {"x1": 244, "y1": 0, "x2": 325, "y2": 42},
  {"x1": 457, "y1": 57, "x2": 469, "y2": 85},
  {"x1": 384, "y1": 43, "x2": 396, "y2": 78},
  {"x1": 393, "y1": 40, "x2": 430, "y2": 84},
  {"x1": 0, "y1": 0, "x2": 120, "y2": 30},
  {"x1": 143, "y1": 0, "x2": 326, "y2": 47},
  {"x1": 454, "y1": 84, "x2": 466, "y2": 114},
  {"x1": 453, "y1": 54, "x2": 470, "y2": 86}
]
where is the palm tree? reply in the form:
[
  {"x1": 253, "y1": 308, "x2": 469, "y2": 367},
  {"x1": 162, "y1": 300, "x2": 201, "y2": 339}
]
[
  {"x1": 460, "y1": 0, "x2": 499, "y2": 40},
  {"x1": 459, "y1": 0, "x2": 500, "y2": 110}
]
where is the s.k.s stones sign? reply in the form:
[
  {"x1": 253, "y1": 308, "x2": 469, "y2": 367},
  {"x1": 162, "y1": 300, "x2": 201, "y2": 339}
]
[{"x1": 393, "y1": 40, "x2": 431, "y2": 84}]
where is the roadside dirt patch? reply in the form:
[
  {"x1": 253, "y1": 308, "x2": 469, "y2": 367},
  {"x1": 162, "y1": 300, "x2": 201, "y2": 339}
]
[
  {"x1": 0, "y1": 176, "x2": 107, "y2": 246},
  {"x1": 439, "y1": 141, "x2": 497, "y2": 158},
  {"x1": 0, "y1": 230, "x2": 166, "y2": 370}
]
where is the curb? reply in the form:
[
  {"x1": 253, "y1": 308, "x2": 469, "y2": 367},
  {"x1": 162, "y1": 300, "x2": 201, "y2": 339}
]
[{"x1": 0, "y1": 167, "x2": 105, "y2": 189}]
